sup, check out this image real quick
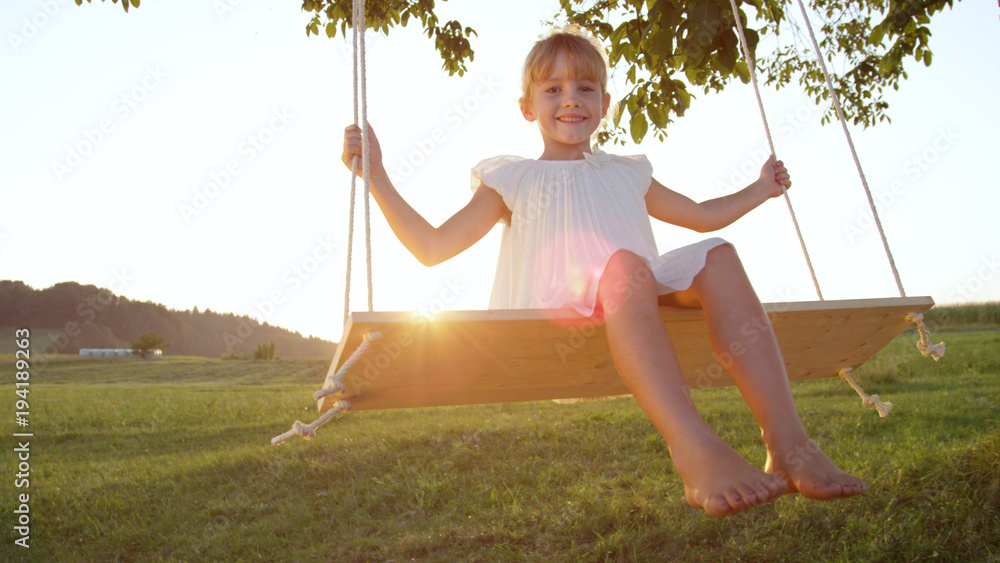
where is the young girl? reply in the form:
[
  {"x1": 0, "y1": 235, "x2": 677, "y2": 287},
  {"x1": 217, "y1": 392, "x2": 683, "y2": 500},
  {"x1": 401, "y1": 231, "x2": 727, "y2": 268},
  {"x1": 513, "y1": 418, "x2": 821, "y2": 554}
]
[{"x1": 341, "y1": 28, "x2": 866, "y2": 517}]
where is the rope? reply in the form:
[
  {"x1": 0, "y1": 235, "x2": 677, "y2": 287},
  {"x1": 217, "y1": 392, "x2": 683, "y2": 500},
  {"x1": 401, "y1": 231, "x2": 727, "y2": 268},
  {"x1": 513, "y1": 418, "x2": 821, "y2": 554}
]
[
  {"x1": 359, "y1": 0, "x2": 373, "y2": 313},
  {"x1": 834, "y1": 313, "x2": 944, "y2": 418},
  {"x1": 313, "y1": 331, "x2": 383, "y2": 400},
  {"x1": 271, "y1": 331, "x2": 383, "y2": 445},
  {"x1": 343, "y1": 0, "x2": 374, "y2": 327},
  {"x1": 271, "y1": 401, "x2": 352, "y2": 445},
  {"x1": 726, "y1": 0, "x2": 824, "y2": 301},
  {"x1": 904, "y1": 312, "x2": 946, "y2": 360},
  {"x1": 273, "y1": 0, "x2": 378, "y2": 447},
  {"x1": 793, "y1": 0, "x2": 906, "y2": 298},
  {"x1": 838, "y1": 368, "x2": 893, "y2": 417}
]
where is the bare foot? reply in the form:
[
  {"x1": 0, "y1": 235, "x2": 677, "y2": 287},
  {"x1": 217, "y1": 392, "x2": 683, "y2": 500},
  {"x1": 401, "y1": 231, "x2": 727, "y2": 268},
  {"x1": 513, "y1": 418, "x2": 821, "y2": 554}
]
[
  {"x1": 765, "y1": 437, "x2": 867, "y2": 500},
  {"x1": 672, "y1": 430, "x2": 787, "y2": 517}
]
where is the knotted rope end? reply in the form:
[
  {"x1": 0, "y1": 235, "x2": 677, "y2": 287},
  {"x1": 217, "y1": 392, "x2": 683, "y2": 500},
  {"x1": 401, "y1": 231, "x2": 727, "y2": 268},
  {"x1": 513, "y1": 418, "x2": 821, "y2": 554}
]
[
  {"x1": 839, "y1": 367, "x2": 893, "y2": 418},
  {"x1": 905, "y1": 312, "x2": 946, "y2": 361},
  {"x1": 271, "y1": 401, "x2": 352, "y2": 446},
  {"x1": 863, "y1": 395, "x2": 894, "y2": 418},
  {"x1": 292, "y1": 420, "x2": 316, "y2": 440}
]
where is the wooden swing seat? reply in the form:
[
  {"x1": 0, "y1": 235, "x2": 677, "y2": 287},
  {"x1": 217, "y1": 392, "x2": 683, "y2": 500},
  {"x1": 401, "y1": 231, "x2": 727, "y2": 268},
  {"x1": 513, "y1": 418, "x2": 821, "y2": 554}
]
[{"x1": 316, "y1": 296, "x2": 933, "y2": 413}]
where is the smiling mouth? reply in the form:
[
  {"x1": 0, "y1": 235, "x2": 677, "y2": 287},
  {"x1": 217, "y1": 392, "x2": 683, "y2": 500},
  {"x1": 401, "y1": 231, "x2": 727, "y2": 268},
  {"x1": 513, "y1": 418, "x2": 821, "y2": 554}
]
[{"x1": 558, "y1": 116, "x2": 587, "y2": 123}]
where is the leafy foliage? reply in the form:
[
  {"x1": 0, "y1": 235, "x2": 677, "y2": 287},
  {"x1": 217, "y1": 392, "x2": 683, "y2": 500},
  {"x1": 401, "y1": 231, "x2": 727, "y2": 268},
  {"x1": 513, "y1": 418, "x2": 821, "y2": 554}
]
[
  {"x1": 301, "y1": 0, "x2": 478, "y2": 77},
  {"x1": 759, "y1": 0, "x2": 955, "y2": 127},
  {"x1": 73, "y1": 0, "x2": 959, "y2": 143},
  {"x1": 560, "y1": 0, "x2": 957, "y2": 144},
  {"x1": 74, "y1": 0, "x2": 140, "y2": 14},
  {"x1": 252, "y1": 340, "x2": 277, "y2": 360},
  {"x1": 129, "y1": 332, "x2": 166, "y2": 359},
  {"x1": 302, "y1": 0, "x2": 959, "y2": 143}
]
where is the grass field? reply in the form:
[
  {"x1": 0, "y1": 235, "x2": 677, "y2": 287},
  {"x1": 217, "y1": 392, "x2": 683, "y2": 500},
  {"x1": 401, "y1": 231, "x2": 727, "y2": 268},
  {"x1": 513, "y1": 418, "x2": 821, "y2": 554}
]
[{"x1": 1, "y1": 325, "x2": 998, "y2": 561}]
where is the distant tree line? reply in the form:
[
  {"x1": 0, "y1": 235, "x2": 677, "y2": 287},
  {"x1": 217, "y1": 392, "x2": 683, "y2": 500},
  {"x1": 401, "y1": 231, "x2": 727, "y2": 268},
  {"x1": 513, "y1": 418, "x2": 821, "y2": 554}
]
[{"x1": 0, "y1": 280, "x2": 337, "y2": 358}]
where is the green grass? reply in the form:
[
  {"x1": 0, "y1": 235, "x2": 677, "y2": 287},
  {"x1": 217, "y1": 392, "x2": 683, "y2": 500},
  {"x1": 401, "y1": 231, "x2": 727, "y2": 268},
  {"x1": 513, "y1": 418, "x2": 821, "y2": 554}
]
[{"x1": 2, "y1": 331, "x2": 999, "y2": 562}]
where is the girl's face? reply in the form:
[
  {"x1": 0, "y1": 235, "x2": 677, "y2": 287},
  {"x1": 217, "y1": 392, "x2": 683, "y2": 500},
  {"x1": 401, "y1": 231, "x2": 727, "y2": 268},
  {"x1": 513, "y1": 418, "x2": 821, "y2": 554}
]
[{"x1": 521, "y1": 51, "x2": 610, "y2": 160}]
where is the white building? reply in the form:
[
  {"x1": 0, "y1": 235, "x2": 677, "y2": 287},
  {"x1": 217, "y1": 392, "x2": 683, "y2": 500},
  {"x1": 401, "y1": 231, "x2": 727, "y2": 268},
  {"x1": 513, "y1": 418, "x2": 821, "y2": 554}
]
[{"x1": 79, "y1": 348, "x2": 162, "y2": 358}]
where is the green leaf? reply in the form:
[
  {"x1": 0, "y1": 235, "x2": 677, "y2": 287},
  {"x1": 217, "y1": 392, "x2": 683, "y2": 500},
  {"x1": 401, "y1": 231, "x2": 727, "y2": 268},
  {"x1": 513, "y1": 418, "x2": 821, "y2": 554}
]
[
  {"x1": 734, "y1": 61, "x2": 750, "y2": 83},
  {"x1": 647, "y1": 103, "x2": 667, "y2": 129},
  {"x1": 717, "y1": 45, "x2": 736, "y2": 73},
  {"x1": 629, "y1": 111, "x2": 648, "y2": 144},
  {"x1": 677, "y1": 87, "x2": 690, "y2": 109},
  {"x1": 745, "y1": 28, "x2": 759, "y2": 57},
  {"x1": 869, "y1": 24, "x2": 885, "y2": 47},
  {"x1": 325, "y1": 21, "x2": 337, "y2": 38}
]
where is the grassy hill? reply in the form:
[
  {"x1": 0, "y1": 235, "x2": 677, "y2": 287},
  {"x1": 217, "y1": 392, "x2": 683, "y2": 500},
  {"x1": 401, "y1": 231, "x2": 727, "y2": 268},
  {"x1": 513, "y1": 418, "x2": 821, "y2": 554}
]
[
  {"x1": 1, "y1": 326, "x2": 997, "y2": 561},
  {"x1": 0, "y1": 280, "x2": 337, "y2": 358}
]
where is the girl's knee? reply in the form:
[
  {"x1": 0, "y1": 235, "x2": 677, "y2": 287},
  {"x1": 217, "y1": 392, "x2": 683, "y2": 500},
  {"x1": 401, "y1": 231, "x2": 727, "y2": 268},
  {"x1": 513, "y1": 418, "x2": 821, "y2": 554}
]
[
  {"x1": 704, "y1": 244, "x2": 746, "y2": 275},
  {"x1": 706, "y1": 242, "x2": 738, "y2": 261},
  {"x1": 602, "y1": 250, "x2": 654, "y2": 288},
  {"x1": 598, "y1": 251, "x2": 657, "y2": 315},
  {"x1": 694, "y1": 243, "x2": 756, "y2": 297}
]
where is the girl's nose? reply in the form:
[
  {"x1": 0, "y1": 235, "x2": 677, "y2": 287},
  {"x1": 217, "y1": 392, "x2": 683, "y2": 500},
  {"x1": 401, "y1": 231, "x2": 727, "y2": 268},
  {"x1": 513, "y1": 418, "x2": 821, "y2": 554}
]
[{"x1": 561, "y1": 94, "x2": 581, "y2": 107}]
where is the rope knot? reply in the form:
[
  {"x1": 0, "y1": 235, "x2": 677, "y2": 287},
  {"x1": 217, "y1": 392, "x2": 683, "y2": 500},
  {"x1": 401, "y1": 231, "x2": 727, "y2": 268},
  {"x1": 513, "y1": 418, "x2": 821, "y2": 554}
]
[
  {"x1": 839, "y1": 368, "x2": 893, "y2": 417},
  {"x1": 861, "y1": 394, "x2": 894, "y2": 418},
  {"x1": 313, "y1": 380, "x2": 345, "y2": 401},
  {"x1": 905, "y1": 312, "x2": 946, "y2": 361},
  {"x1": 292, "y1": 420, "x2": 316, "y2": 440}
]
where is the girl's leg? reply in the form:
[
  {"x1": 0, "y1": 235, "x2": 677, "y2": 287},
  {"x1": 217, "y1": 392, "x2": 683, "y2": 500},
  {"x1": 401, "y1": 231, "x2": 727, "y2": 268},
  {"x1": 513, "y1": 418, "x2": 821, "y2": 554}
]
[
  {"x1": 597, "y1": 250, "x2": 787, "y2": 517},
  {"x1": 661, "y1": 244, "x2": 866, "y2": 499}
]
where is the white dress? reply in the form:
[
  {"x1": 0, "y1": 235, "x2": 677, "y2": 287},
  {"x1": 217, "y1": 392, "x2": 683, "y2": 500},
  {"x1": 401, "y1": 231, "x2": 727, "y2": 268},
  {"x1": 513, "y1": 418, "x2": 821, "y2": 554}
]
[{"x1": 471, "y1": 149, "x2": 729, "y2": 317}]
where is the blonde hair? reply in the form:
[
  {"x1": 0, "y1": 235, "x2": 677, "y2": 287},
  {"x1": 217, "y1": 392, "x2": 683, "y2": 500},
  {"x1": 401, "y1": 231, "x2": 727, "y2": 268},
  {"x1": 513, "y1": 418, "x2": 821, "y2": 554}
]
[{"x1": 519, "y1": 26, "x2": 610, "y2": 108}]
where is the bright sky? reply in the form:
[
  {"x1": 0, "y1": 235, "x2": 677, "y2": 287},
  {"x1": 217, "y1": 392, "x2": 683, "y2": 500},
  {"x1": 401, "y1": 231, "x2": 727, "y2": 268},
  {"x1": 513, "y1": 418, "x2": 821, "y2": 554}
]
[{"x1": 1, "y1": 0, "x2": 997, "y2": 343}]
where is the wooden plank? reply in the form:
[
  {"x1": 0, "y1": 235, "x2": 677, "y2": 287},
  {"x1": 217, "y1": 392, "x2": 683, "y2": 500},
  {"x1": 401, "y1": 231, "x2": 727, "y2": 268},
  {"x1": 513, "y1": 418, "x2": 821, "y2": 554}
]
[{"x1": 317, "y1": 297, "x2": 934, "y2": 412}]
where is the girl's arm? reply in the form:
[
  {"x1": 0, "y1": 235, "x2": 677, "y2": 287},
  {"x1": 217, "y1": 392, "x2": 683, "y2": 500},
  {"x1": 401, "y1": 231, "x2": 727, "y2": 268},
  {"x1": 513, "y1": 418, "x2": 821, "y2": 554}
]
[
  {"x1": 343, "y1": 124, "x2": 508, "y2": 267},
  {"x1": 645, "y1": 155, "x2": 791, "y2": 232}
]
